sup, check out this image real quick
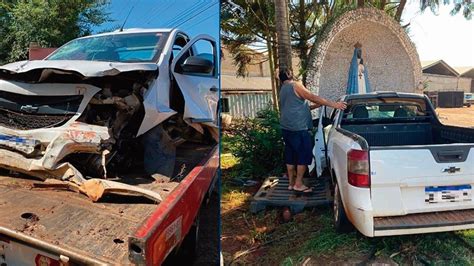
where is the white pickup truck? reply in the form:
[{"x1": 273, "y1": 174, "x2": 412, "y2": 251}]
[{"x1": 312, "y1": 92, "x2": 474, "y2": 237}]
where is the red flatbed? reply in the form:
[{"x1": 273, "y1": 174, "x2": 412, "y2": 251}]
[{"x1": 0, "y1": 142, "x2": 218, "y2": 265}]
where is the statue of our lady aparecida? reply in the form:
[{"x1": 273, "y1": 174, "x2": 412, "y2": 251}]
[{"x1": 346, "y1": 42, "x2": 371, "y2": 94}]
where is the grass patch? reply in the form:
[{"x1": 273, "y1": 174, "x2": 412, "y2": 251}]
[
  {"x1": 281, "y1": 211, "x2": 474, "y2": 265},
  {"x1": 282, "y1": 210, "x2": 373, "y2": 265},
  {"x1": 221, "y1": 153, "x2": 239, "y2": 170},
  {"x1": 221, "y1": 189, "x2": 251, "y2": 212}
]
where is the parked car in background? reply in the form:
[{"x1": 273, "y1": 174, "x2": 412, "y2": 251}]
[
  {"x1": 0, "y1": 28, "x2": 219, "y2": 264},
  {"x1": 312, "y1": 92, "x2": 474, "y2": 237},
  {"x1": 464, "y1": 92, "x2": 473, "y2": 107}
]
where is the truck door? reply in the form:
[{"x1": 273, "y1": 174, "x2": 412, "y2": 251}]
[
  {"x1": 311, "y1": 106, "x2": 329, "y2": 177},
  {"x1": 171, "y1": 34, "x2": 218, "y2": 129}
]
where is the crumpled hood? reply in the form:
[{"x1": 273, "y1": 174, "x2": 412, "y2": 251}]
[{"x1": 0, "y1": 60, "x2": 158, "y2": 79}]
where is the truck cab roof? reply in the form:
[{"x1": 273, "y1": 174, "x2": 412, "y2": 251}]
[{"x1": 344, "y1": 91, "x2": 426, "y2": 101}]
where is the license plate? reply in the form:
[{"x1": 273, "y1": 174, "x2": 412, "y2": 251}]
[
  {"x1": 425, "y1": 185, "x2": 472, "y2": 203},
  {"x1": 0, "y1": 134, "x2": 39, "y2": 155}
]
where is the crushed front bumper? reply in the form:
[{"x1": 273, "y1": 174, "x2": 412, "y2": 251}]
[{"x1": 0, "y1": 122, "x2": 110, "y2": 181}]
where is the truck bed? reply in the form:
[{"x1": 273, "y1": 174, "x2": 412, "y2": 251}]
[
  {"x1": 0, "y1": 142, "x2": 214, "y2": 264},
  {"x1": 342, "y1": 122, "x2": 474, "y2": 147}
]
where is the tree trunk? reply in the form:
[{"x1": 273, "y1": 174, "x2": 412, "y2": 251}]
[
  {"x1": 357, "y1": 0, "x2": 364, "y2": 8},
  {"x1": 298, "y1": 0, "x2": 309, "y2": 84},
  {"x1": 380, "y1": 0, "x2": 387, "y2": 10},
  {"x1": 274, "y1": 0, "x2": 292, "y2": 72},
  {"x1": 395, "y1": 0, "x2": 407, "y2": 21},
  {"x1": 266, "y1": 36, "x2": 279, "y2": 111},
  {"x1": 272, "y1": 31, "x2": 281, "y2": 97}
]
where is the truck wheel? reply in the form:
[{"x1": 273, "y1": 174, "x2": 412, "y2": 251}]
[{"x1": 333, "y1": 183, "x2": 353, "y2": 233}]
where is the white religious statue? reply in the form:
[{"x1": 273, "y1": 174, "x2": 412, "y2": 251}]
[{"x1": 357, "y1": 58, "x2": 366, "y2": 94}]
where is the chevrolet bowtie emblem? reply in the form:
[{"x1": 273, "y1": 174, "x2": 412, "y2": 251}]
[{"x1": 443, "y1": 166, "x2": 461, "y2": 174}]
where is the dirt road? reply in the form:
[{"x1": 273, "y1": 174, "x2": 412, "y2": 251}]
[{"x1": 437, "y1": 106, "x2": 474, "y2": 127}]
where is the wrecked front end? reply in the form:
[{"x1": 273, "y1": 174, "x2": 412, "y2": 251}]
[
  {"x1": 0, "y1": 80, "x2": 111, "y2": 180},
  {"x1": 0, "y1": 63, "x2": 167, "y2": 202}
]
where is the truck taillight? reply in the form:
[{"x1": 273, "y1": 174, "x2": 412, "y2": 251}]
[{"x1": 347, "y1": 149, "x2": 370, "y2": 188}]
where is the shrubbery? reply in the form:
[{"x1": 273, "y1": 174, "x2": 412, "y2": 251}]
[{"x1": 224, "y1": 108, "x2": 284, "y2": 179}]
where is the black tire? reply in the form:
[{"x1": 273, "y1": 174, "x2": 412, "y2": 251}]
[{"x1": 333, "y1": 183, "x2": 354, "y2": 233}]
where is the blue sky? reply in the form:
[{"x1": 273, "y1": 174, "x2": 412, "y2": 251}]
[{"x1": 93, "y1": 0, "x2": 220, "y2": 41}]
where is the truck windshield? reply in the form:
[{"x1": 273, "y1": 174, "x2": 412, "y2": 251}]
[{"x1": 47, "y1": 32, "x2": 164, "y2": 63}]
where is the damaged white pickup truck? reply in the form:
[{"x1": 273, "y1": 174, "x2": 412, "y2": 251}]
[
  {"x1": 0, "y1": 28, "x2": 218, "y2": 199},
  {"x1": 0, "y1": 29, "x2": 219, "y2": 264}
]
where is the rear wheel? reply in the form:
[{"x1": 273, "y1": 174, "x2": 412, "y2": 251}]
[{"x1": 333, "y1": 183, "x2": 353, "y2": 232}]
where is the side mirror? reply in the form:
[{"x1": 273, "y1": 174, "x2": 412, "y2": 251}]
[{"x1": 181, "y1": 55, "x2": 214, "y2": 74}]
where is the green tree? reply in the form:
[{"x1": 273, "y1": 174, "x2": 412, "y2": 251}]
[
  {"x1": 221, "y1": 0, "x2": 280, "y2": 109},
  {"x1": 0, "y1": 0, "x2": 109, "y2": 64},
  {"x1": 420, "y1": 0, "x2": 473, "y2": 20}
]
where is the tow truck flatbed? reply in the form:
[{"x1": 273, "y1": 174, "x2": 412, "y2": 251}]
[{"x1": 0, "y1": 142, "x2": 217, "y2": 264}]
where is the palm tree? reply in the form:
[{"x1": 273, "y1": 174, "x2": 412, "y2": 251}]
[{"x1": 274, "y1": 0, "x2": 293, "y2": 73}]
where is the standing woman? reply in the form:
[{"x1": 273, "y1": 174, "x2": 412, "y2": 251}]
[{"x1": 279, "y1": 69, "x2": 346, "y2": 193}]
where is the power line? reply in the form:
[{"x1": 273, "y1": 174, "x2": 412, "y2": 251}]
[
  {"x1": 145, "y1": 1, "x2": 176, "y2": 25},
  {"x1": 160, "y1": 1, "x2": 208, "y2": 27},
  {"x1": 174, "y1": 1, "x2": 218, "y2": 29},
  {"x1": 182, "y1": 12, "x2": 218, "y2": 31},
  {"x1": 165, "y1": 2, "x2": 211, "y2": 28},
  {"x1": 143, "y1": 1, "x2": 204, "y2": 28}
]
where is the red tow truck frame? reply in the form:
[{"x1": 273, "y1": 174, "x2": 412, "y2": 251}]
[{"x1": 130, "y1": 146, "x2": 219, "y2": 264}]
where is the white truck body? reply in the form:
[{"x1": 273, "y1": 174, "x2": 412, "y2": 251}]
[{"x1": 312, "y1": 92, "x2": 474, "y2": 237}]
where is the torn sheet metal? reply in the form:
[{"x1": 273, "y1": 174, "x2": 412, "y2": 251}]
[
  {"x1": 80, "y1": 179, "x2": 162, "y2": 202},
  {"x1": 138, "y1": 76, "x2": 176, "y2": 136},
  {"x1": 33, "y1": 179, "x2": 163, "y2": 203},
  {"x1": 0, "y1": 149, "x2": 86, "y2": 184}
]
